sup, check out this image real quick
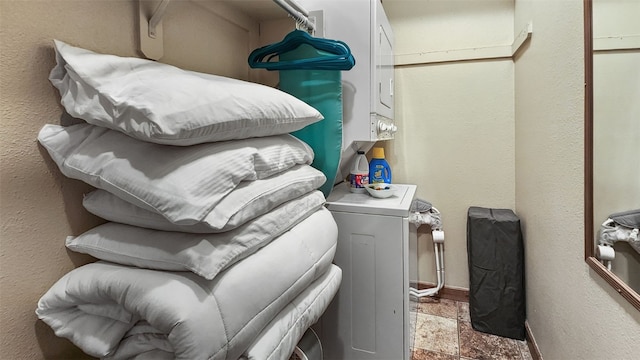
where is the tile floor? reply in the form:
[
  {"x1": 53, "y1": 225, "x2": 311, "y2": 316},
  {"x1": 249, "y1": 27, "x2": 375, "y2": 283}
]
[{"x1": 410, "y1": 297, "x2": 533, "y2": 360}]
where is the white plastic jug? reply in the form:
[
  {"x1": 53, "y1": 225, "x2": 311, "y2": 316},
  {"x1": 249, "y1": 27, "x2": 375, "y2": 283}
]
[{"x1": 349, "y1": 150, "x2": 369, "y2": 193}]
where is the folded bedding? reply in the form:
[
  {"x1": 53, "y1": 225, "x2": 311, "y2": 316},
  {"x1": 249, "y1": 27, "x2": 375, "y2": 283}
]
[
  {"x1": 112, "y1": 265, "x2": 341, "y2": 360},
  {"x1": 36, "y1": 208, "x2": 338, "y2": 360},
  {"x1": 39, "y1": 38, "x2": 342, "y2": 360},
  {"x1": 241, "y1": 265, "x2": 342, "y2": 360},
  {"x1": 37, "y1": 123, "x2": 314, "y2": 224},
  {"x1": 83, "y1": 165, "x2": 326, "y2": 233},
  {"x1": 50, "y1": 40, "x2": 323, "y2": 146},
  {"x1": 67, "y1": 191, "x2": 326, "y2": 280}
]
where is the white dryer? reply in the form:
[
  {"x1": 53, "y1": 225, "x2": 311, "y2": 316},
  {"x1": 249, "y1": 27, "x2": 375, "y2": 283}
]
[{"x1": 319, "y1": 183, "x2": 417, "y2": 360}]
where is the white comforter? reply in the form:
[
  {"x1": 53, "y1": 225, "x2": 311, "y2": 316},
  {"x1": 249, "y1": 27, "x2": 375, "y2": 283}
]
[
  {"x1": 242, "y1": 265, "x2": 342, "y2": 360},
  {"x1": 36, "y1": 208, "x2": 337, "y2": 360}
]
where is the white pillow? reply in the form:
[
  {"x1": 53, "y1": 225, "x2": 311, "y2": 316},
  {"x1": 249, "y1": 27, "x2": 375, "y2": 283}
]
[
  {"x1": 83, "y1": 164, "x2": 326, "y2": 233},
  {"x1": 38, "y1": 123, "x2": 314, "y2": 224},
  {"x1": 66, "y1": 191, "x2": 327, "y2": 280},
  {"x1": 49, "y1": 40, "x2": 323, "y2": 145}
]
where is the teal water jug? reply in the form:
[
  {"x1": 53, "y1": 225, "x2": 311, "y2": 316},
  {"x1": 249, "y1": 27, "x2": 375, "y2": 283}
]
[{"x1": 369, "y1": 147, "x2": 392, "y2": 184}]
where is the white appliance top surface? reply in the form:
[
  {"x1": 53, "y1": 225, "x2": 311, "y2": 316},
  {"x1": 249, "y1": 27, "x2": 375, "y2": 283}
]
[{"x1": 326, "y1": 183, "x2": 417, "y2": 217}]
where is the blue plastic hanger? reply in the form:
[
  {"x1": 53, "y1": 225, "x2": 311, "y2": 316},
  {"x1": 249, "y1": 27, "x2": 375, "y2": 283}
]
[{"x1": 248, "y1": 30, "x2": 355, "y2": 71}]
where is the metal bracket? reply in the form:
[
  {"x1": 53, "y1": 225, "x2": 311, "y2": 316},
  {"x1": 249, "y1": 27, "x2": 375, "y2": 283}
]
[
  {"x1": 308, "y1": 10, "x2": 323, "y2": 38},
  {"x1": 139, "y1": 0, "x2": 170, "y2": 60}
]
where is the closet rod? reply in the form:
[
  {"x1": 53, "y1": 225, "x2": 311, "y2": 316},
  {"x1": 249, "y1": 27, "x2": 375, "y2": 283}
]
[
  {"x1": 281, "y1": 0, "x2": 308, "y2": 16},
  {"x1": 139, "y1": 0, "x2": 316, "y2": 60},
  {"x1": 145, "y1": 1, "x2": 314, "y2": 36},
  {"x1": 272, "y1": 0, "x2": 316, "y2": 33}
]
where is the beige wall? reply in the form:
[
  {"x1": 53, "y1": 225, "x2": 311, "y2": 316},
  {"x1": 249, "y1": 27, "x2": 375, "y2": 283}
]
[
  {"x1": 515, "y1": 0, "x2": 640, "y2": 359},
  {"x1": 384, "y1": 0, "x2": 516, "y2": 289},
  {"x1": 592, "y1": 0, "x2": 640, "y2": 292},
  {"x1": 387, "y1": 0, "x2": 640, "y2": 358},
  {"x1": 0, "y1": 0, "x2": 261, "y2": 358},
  {"x1": 593, "y1": 49, "x2": 640, "y2": 291}
]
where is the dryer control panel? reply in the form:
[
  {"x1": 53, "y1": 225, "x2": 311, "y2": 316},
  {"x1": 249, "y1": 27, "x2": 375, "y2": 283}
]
[{"x1": 374, "y1": 115, "x2": 398, "y2": 141}]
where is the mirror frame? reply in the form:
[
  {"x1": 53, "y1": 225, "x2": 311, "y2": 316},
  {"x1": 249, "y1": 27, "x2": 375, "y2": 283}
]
[{"x1": 583, "y1": 0, "x2": 640, "y2": 311}]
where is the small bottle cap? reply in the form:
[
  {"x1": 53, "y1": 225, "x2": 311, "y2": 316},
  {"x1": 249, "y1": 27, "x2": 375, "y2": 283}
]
[{"x1": 372, "y1": 147, "x2": 385, "y2": 159}]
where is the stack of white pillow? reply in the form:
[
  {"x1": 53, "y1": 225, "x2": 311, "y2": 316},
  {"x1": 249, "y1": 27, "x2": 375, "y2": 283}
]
[{"x1": 38, "y1": 40, "x2": 329, "y2": 280}]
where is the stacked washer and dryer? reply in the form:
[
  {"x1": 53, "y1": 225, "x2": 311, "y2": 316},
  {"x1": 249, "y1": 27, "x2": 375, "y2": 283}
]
[{"x1": 292, "y1": 1, "x2": 418, "y2": 360}]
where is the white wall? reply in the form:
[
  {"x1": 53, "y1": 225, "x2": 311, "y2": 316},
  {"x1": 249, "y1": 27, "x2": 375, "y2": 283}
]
[
  {"x1": 514, "y1": 0, "x2": 640, "y2": 359},
  {"x1": 384, "y1": 0, "x2": 516, "y2": 289}
]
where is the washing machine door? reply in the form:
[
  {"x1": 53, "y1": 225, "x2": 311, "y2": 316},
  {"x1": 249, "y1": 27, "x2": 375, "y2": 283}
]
[{"x1": 292, "y1": 328, "x2": 322, "y2": 360}]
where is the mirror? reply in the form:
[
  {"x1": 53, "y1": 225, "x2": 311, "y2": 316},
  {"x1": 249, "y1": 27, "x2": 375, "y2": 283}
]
[{"x1": 584, "y1": 0, "x2": 640, "y2": 311}]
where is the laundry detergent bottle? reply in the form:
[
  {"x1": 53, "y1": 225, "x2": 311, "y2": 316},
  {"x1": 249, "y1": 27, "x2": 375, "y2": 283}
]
[
  {"x1": 349, "y1": 150, "x2": 369, "y2": 193},
  {"x1": 369, "y1": 147, "x2": 392, "y2": 184}
]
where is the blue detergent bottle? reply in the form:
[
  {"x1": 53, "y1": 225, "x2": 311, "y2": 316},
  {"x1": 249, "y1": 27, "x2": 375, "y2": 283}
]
[{"x1": 369, "y1": 147, "x2": 392, "y2": 184}]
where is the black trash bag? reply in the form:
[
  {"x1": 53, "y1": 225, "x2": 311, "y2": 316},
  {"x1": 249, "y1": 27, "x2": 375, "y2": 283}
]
[{"x1": 467, "y1": 206, "x2": 526, "y2": 340}]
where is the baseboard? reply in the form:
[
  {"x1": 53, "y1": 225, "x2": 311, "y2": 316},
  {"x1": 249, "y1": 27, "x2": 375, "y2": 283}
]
[
  {"x1": 411, "y1": 281, "x2": 469, "y2": 302},
  {"x1": 525, "y1": 321, "x2": 543, "y2": 360}
]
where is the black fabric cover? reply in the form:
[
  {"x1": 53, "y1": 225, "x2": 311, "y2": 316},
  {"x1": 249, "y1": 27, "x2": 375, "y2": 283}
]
[{"x1": 467, "y1": 206, "x2": 525, "y2": 340}]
